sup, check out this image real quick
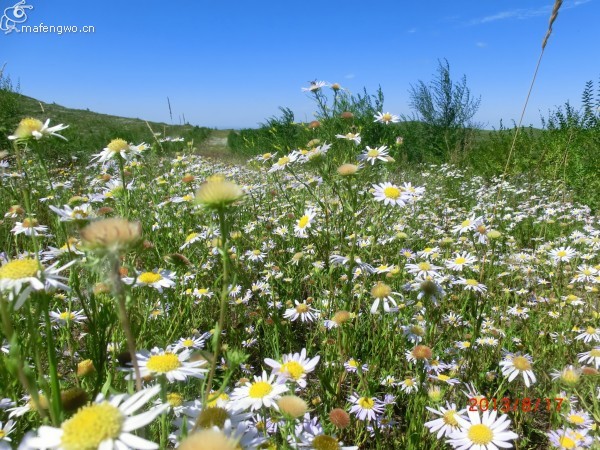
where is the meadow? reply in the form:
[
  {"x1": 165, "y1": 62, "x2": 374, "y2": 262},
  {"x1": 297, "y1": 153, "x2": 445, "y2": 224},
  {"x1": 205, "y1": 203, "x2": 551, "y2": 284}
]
[{"x1": 0, "y1": 77, "x2": 599, "y2": 450}]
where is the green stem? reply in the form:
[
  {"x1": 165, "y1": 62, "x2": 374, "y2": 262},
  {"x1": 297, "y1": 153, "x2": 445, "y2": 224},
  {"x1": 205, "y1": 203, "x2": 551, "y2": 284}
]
[
  {"x1": 203, "y1": 207, "x2": 230, "y2": 405},
  {"x1": 40, "y1": 293, "x2": 63, "y2": 425}
]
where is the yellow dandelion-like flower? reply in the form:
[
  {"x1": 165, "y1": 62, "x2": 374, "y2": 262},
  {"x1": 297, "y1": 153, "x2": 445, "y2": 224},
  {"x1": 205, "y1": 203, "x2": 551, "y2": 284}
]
[{"x1": 195, "y1": 178, "x2": 243, "y2": 208}]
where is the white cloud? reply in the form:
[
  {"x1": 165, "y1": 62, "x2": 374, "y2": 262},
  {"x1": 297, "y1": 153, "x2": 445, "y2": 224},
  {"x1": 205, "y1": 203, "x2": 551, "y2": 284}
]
[
  {"x1": 344, "y1": 73, "x2": 355, "y2": 79},
  {"x1": 469, "y1": 0, "x2": 591, "y2": 25},
  {"x1": 476, "y1": 42, "x2": 487, "y2": 48},
  {"x1": 407, "y1": 27, "x2": 417, "y2": 34}
]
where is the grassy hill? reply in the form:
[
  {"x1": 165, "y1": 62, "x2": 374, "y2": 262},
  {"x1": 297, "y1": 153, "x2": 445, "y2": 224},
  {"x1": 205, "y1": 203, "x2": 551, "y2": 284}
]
[{"x1": 0, "y1": 91, "x2": 213, "y2": 163}]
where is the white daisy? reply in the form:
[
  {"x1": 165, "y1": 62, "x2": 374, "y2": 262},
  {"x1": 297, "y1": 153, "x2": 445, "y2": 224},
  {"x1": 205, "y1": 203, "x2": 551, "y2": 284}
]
[
  {"x1": 548, "y1": 246, "x2": 577, "y2": 264},
  {"x1": 452, "y1": 216, "x2": 484, "y2": 235},
  {"x1": 445, "y1": 252, "x2": 477, "y2": 271},
  {"x1": 301, "y1": 81, "x2": 327, "y2": 92},
  {"x1": 24, "y1": 385, "x2": 167, "y2": 450},
  {"x1": 49, "y1": 309, "x2": 87, "y2": 326},
  {"x1": 133, "y1": 270, "x2": 176, "y2": 292},
  {"x1": 294, "y1": 209, "x2": 317, "y2": 238},
  {"x1": 0, "y1": 258, "x2": 74, "y2": 310},
  {"x1": 335, "y1": 132, "x2": 361, "y2": 145},
  {"x1": 135, "y1": 347, "x2": 207, "y2": 383},
  {"x1": 575, "y1": 326, "x2": 600, "y2": 343},
  {"x1": 399, "y1": 377, "x2": 419, "y2": 394},
  {"x1": 49, "y1": 204, "x2": 95, "y2": 222},
  {"x1": 455, "y1": 278, "x2": 488, "y2": 294},
  {"x1": 283, "y1": 300, "x2": 320, "y2": 322},
  {"x1": 0, "y1": 419, "x2": 15, "y2": 446},
  {"x1": 348, "y1": 393, "x2": 384, "y2": 422},
  {"x1": 424, "y1": 403, "x2": 466, "y2": 439},
  {"x1": 577, "y1": 347, "x2": 600, "y2": 369},
  {"x1": 372, "y1": 182, "x2": 409, "y2": 207},
  {"x1": 499, "y1": 352, "x2": 536, "y2": 387},
  {"x1": 264, "y1": 348, "x2": 320, "y2": 388},
  {"x1": 91, "y1": 138, "x2": 141, "y2": 164},
  {"x1": 8, "y1": 118, "x2": 68, "y2": 141},
  {"x1": 447, "y1": 409, "x2": 519, "y2": 450},
  {"x1": 359, "y1": 146, "x2": 390, "y2": 165},
  {"x1": 268, "y1": 153, "x2": 298, "y2": 173},
  {"x1": 373, "y1": 111, "x2": 400, "y2": 124},
  {"x1": 229, "y1": 371, "x2": 288, "y2": 411},
  {"x1": 11, "y1": 218, "x2": 50, "y2": 237}
]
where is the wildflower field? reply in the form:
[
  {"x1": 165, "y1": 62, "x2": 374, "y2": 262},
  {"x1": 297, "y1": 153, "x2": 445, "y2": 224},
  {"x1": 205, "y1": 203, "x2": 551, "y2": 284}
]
[{"x1": 0, "y1": 84, "x2": 599, "y2": 450}]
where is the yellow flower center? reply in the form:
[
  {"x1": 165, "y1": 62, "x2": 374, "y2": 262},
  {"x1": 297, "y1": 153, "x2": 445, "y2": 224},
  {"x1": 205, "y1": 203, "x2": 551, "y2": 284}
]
[
  {"x1": 206, "y1": 393, "x2": 229, "y2": 408},
  {"x1": 312, "y1": 435, "x2": 339, "y2": 450},
  {"x1": 348, "y1": 359, "x2": 358, "y2": 367},
  {"x1": 367, "y1": 148, "x2": 380, "y2": 157},
  {"x1": 185, "y1": 232, "x2": 199, "y2": 243},
  {"x1": 465, "y1": 279, "x2": 479, "y2": 286},
  {"x1": 567, "y1": 414, "x2": 585, "y2": 425},
  {"x1": 561, "y1": 369, "x2": 580, "y2": 385},
  {"x1": 589, "y1": 349, "x2": 600, "y2": 357},
  {"x1": 146, "y1": 353, "x2": 181, "y2": 373},
  {"x1": 410, "y1": 325, "x2": 425, "y2": 336},
  {"x1": 511, "y1": 356, "x2": 531, "y2": 371},
  {"x1": 383, "y1": 186, "x2": 401, "y2": 199},
  {"x1": 358, "y1": 397, "x2": 375, "y2": 409},
  {"x1": 418, "y1": 262, "x2": 431, "y2": 271},
  {"x1": 297, "y1": 215, "x2": 310, "y2": 228},
  {"x1": 467, "y1": 424, "x2": 493, "y2": 445},
  {"x1": 248, "y1": 381, "x2": 273, "y2": 398},
  {"x1": 281, "y1": 361, "x2": 304, "y2": 380},
  {"x1": 382, "y1": 113, "x2": 392, "y2": 122},
  {"x1": 17, "y1": 117, "x2": 43, "y2": 135},
  {"x1": 182, "y1": 339, "x2": 194, "y2": 347},
  {"x1": 455, "y1": 257, "x2": 466, "y2": 265},
  {"x1": 60, "y1": 312, "x2": 75, "y2": 321},
  {"x1": 558, "y1": 436, "x2": 576, "y2": 449},
  {"x1": 557, "y1": 250, "x2": 567, "y2": 257},
  {"x1": 61, "y1": 402, "x2": 124, "y2": 450},
  {"x1": 437, "y1": 374, "x2": 450, "y2": 382},
  {"x1": 461, "y1": 219, "x2": 471, "y2": 228},
  {"x1": 443, "y1": 410, "x2": 459, "y2": 427},
  {"x1": 371, "y1": 282, "x2": 392, "y2": 299},
  {"x1": 277, "y1": 156, "x2": 290, "y2": 166},
  {"x1": 0, "y1": 259, "x2": 40, "y2": 279},
  {"x1": 138, "y1": 272, "x2": 163, "y2": 284},
  {"x1": 22, "y1": 218, "x2": 39, "y2": 228},
  {"x1": 586, "y1": 326, "x2": 596, "y2": 334},
  {"x1": 0, "y1": 430, "x2": 4, "y2": 439},
  {"x1": 197, "y1": 288, "x2": 209, "y2": 295},
  {"x1": 295, "y1": 303, "x2": 309, "y2": 313},
  {"x1": 404, "y1": 378, "x2": 414, "y2": 386},
  {"x1": 195, "y1": 406, "x2": 229, "y2": 429},
  {"x1": 107, "y1": 139, "x2": 129, "y2": 152},
  {"x1": 262, "y1": 153, "x2": 272, "y2": 159},
  {"x1": 167, "y1": 392, "x2": 183, "y2": 407}
]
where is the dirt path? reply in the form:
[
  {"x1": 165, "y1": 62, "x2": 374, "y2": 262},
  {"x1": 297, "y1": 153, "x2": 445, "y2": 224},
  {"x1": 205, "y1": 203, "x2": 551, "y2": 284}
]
[{"x1": 194, "y1": 129, "x2": 247, "y2": 164}]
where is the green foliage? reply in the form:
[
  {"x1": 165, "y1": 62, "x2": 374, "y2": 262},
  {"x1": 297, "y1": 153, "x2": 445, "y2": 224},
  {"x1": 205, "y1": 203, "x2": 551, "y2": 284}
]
[
  {"x1": 0, "y1": 67, "x2": 22, "y2": 152},
  {"x1": 405, "y1": 59, "x2": 481, "y2": 161},
  {"x1": 228, "y1": 84, "x2": 402, "y2": 163},
  {"x1": 0, "y1": 89, "x2": 212, "y2": 163},
  {"x1": 465, "y1": 78, "x2": 600, "y2": 212}
]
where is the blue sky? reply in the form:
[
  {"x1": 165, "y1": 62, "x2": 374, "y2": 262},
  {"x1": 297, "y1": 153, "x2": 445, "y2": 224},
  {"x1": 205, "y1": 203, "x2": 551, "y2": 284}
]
[{"x1": 2, "y1": 0, "x2": 598, "y2": 129}]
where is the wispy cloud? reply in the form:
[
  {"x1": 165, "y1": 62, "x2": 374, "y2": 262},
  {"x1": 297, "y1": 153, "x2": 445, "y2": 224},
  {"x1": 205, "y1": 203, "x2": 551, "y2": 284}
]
[
  {"x1": 407, "y1": 27, "x2": 417, "y2": 34},
  {"x1": 469, "y1": 0, "x2": 592, "y2": 25},
  {"x1": 344, "y1": 73, "x2": 355, "y2": 80},
  {"x1": 476, "y1": 42, "x2": 487, "y2": 48}
]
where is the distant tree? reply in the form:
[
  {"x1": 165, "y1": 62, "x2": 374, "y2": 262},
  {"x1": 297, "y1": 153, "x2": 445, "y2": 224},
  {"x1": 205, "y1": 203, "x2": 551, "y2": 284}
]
[{"x1": 406, "y1": 59, "x2": 481, "y2": 161}]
